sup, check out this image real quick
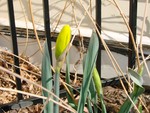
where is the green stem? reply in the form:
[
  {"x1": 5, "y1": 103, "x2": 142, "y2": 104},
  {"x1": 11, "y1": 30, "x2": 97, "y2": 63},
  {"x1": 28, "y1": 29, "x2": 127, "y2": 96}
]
[
  {"x1": 42, "y1": 42, "x2": 53, "y2": 113},
  {"x1": 54, "y1": 66, "x2": 60, "y2": 113}
]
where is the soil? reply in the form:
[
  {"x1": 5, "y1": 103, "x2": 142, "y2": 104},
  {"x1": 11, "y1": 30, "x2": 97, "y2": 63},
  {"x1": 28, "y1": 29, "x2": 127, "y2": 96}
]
[{"x1": 0, "y1": 50, "x2": 150, "y2": 113}]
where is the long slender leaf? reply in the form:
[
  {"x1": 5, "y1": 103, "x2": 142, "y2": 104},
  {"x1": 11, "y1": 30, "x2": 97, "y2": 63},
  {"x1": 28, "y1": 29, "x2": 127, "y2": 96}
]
[
  {"x1": 83, "y1": 50, "x2": 98, "y2": 113},
  {"x1": 42, "y1": 42, "x2": 53, "y2": 113},
  {"x1": 119, "y1": 86, "x2": 144, "y2": 113},
  {"x1": 65, "y1": 53, "x2": 77, "y2": 109},
  {"x1": 119, "y1": 68, "x2": 145, "y2": 113},
  {"x1": 87, "y1": 92, "x2": 94, "y2": 113},
  {"x1": 89, "y1": 79, "x2": 98, "y2": 113},
  {"x1": 77, "y1": 32, "x2": 99, "y2": 113}
]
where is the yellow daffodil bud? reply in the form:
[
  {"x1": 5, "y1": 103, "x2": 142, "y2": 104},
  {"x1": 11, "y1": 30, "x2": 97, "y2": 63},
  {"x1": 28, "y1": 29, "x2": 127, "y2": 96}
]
[
  {"x1": 55, "y1": 25, "x2": 71, "y2": 61},
  {"x1": 93, "y1": 67, "x2": 102, "y2": 96}
]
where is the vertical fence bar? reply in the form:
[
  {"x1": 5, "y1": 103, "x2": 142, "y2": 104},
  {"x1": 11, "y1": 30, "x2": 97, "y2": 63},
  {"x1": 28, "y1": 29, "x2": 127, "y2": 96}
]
[
  {"x1": 7, "y1": 0, "x2": 23, "y2": 100},
  {"x1": 128, "y1": 0, "x2": 138, "y2": 68},
  {"x1": 96, "y1": 0, "x2": 102, "y2": 76},
  {"x1": 42, "y1": 1, "x2": 52, "y2": 112},
  {"x1": 96, "y1": 0, "x2": 102, "y2": 112},
  {"x1": 43, "y1": 0, "x2": 53, "y2": 65}
]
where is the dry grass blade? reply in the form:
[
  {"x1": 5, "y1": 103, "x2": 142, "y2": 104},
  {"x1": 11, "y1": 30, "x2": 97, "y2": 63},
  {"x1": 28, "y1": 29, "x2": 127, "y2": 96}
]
[
  {"x1": 112, "y1": 0, "x2": 140, "y2": 69},
  {"x1": 0, "y1": 66, "x2": 77, "y2": 113},
  {"x1": 53, "y1": 0, "x2": 69, "y2": 33},
  {"x1": 0, "y1": 87, "x2": 76, "y2": 113},
  {"x1": 19, "y1": 0, "x2": 29, "y2": 56},
  {"x1": 139, "y1": 0, "x2": 150, "y2": 79},
  {"x1": 28, "y1": 0, "x2": 43, "y2": 54},
  {"x1": 40, "y1": 94, "x2": 52, "y2": 113}
]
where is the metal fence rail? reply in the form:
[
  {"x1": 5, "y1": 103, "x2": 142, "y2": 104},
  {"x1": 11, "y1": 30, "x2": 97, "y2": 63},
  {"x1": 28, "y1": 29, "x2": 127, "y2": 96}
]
[{"x1": 0, "y1": 0, "x2": 138, "y2": 112}]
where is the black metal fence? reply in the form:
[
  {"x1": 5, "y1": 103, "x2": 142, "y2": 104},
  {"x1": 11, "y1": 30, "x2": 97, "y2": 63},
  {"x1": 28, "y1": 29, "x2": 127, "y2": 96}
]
[{"x1": 0, "y1": 0, "x2": 138, "y2": 112}]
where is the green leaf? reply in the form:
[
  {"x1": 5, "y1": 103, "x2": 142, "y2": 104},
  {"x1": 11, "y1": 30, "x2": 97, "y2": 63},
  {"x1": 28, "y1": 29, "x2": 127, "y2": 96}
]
[
  {"x1": 138, "y1": 103, "x2": 142, "y2": 113},
  {"x1": 42, "y1": 42, "x2": 53, "y2": 113},
  {"x1": 119, "y1": 68, "x2": 145, "y2": 113},
  {"x1": 128, "y1": 68, "x2": 143, "y2": 87},
  {"x1": 77, "y1": 32, "x2": 99, "y2": 113},
  {"x1": 119, "y1": 86, "x2": 144, "y2": 113},
  {"x1": 83, "y1": 57, "x2": 98, "y2": 113},
  {"x1": 93, "y1": 68, "x2": 107, "y2": 113},
  {"x1": 87, "y1": 92, "x2": 94, "y2": 113},
  {"x1": 55, "y1": 25, "x2": 71, "y2": 60},
  {"x1": 65, "y1": 53, "x2": 77, "y2": 109},
  {"x1": 89, "y1": 79, "x2": 98, "y2": 113}
]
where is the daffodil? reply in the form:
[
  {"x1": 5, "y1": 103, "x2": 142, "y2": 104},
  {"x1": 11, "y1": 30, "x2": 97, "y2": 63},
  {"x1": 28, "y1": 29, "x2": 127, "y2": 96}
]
[
  {"x1": 54, "y1": 25, "x2": 71, "y2": 113},
  {"x1": 55, "y1": 25, "x2": 71, "y2": 61}
]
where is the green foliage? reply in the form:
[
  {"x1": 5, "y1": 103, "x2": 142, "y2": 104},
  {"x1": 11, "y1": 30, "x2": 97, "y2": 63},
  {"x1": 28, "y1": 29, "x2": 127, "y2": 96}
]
[
  {"x1": 42, "y1": 25, "x2": 71, "y2": 113},
  {"x1": 87, "y1": 92, "x2": 94, "y2": 113},
  {"x1": 93, "y1": 68, "x2": 107, "y2": 113},
  {"x1": 119, "y1": 67, "x2": 145, "y2": 113},
  {"x1": 77, "y1": 32, "x2": 99, "y2": 113},
  {"x1": 65, "y1": 53, "x2": 77, "y2": 109},
  {"x1": 41, "y1": 42, "x2": 53, "y2": 113},
  {"x1": 88, "y1": 79, "x2": 98, "y2": 113},
  {"x1": 53, "y1": 67, "x2": 60, "y2": 113},
  {"x1": 54, "y1": 25, "x2": 71, "y2": 113},
  {"x1": 41, "y1": 27, "x2": 145, "y2": 113}
]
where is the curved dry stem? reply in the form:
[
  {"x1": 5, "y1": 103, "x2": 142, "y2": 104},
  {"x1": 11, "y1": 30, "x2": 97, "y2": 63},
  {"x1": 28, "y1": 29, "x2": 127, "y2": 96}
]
[
  {"x1": 139, "y1": 0, "x2": 150, "y2": 78},
  {"x1": 19, "y1": 0, "x2": 29, "y2": 56},
  {"x1": 112, "y1": 0, "x2": 140, "y2": 69},
  {"x1": 73, "y1": 65, "x2": 77, "y2": 84},
  {"x1": 69, "y1": 6, "x2": 89, "y2": 45},
  {"x1": 60, "y1": 77, "x2": 80, "y2": 93},
  {"x1": 138, "y1": 1, "x2": 150, "y2": 111},
  {"x1": 28, "y1": 0, "x2": 43, "y2": 54},
  {"x1": 70, "y1": 0, "x2": 81, "y2": 36},
  {"x1": 139, "y1": 96, "x2": 149, "y2": 113},
  {"x1": 40, "y1": 94, "x2": 52, "y2": 113},
  {"x1": 53, "y1": 0, "x2": 70, "y2": 33},
  {"x1": 60, "y1": 78, "x2": 77, "y2": 104}
]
